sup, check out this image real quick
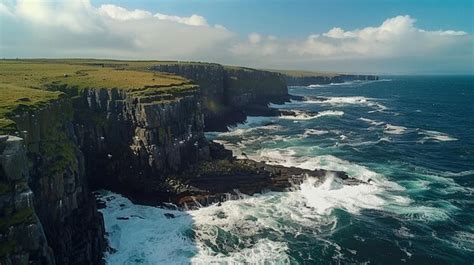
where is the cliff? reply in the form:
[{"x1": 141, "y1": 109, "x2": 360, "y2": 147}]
[
  {"x1": 72, "y1": 85, "x2": 210, "y2": 196},
  {"x1": 0, "y1": 85, "x2": 105, "y2": 264},
  {"x1": 0, "y1": 59, "x2": 370, "y2": 264},
  {"x1": 148, "y1": 64, "x2": 289, "y2": 131},
  {"x1": 269, "y1": 70, "x2": 378, "y2": 86},
  {"x1": 0, "y1": 136, "x2": 53, "y2": 264},
  {"x1": 0, "y1": 61, "x2": 208, "y2": 263}
]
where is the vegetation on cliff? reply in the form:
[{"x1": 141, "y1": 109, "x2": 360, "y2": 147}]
[
  {"x1": 0, "y1": 60, "x2": 198, "y2": 134},
  {"x1": 0, "y1": 84, "x2": 63, "y2": 134}
]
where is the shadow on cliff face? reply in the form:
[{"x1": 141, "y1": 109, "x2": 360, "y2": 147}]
[{"x1": 97, "y1": 191, "x2": 199, "y2": 264}]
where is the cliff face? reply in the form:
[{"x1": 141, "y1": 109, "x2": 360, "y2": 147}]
[
  {"x1": 223, "y1": 67, "x2": 288, "y2": 106},
  {"x1": 283, "y1": 73, "x2": 379, "y2": 86},
  {"x1": 148, "y1": 64, "x2": 289, "y2": 131},
  {"x1": 1, "y1": 98, "x2": 105, "y2": 264},
  {"x1": 1, "y1": 60, "x2": 315, "y2": 264},
  {"x1": 0, "y1": 136, "x2": 53, "y2": 264},
  {"x1": 72, "y1": 87, "x2": 210, "y2": 196}
]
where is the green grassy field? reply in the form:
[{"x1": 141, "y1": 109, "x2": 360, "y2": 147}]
[
  {"x1": 0, "y1": 59, "x2": 200, "y2": 134},
  {"x1": 264, "y1": 69, "x2": 340, "y2": 77}
]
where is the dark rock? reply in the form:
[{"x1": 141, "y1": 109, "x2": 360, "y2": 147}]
[
  {"x1": 166, "y1": 141, "x2": 363, "y2": 209},
  {"x1": 282, "y1": 73, "x2": 379, "y2": 86},
  {"x1": 148, "y1": 64, "x2": 290, "y2": 131},
  {"x1": 3, "y1": 95, "x2": 106, "y2": 264},
  {"x1": 164, "y1": 213, "x2": 175, "y2": 219},
  {"x1": 16, "y1": 97, "x2": 31, "y2": 102}
]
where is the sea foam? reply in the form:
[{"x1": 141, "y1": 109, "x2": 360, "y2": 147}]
[{"x1": 280, "y1": 110, "x2": 344, "y2": 120}]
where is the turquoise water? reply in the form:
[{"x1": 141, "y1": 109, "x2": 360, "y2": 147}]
[{"x1": 100, "y1": 76, "x2": 474, "y2": 264}]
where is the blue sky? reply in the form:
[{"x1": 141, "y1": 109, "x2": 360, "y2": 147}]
[
  {"x1": 1, "y1": 0, "x2": 473, "y2": 73},
  {"x1": 90, "y1": 0, "x2": 474, "y2": 37}
]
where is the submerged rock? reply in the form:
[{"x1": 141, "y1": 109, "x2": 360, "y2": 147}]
[{"x1": 164, "y1": 213, "x2": 175, "y2": 219}]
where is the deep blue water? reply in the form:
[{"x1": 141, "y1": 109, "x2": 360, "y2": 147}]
[{"x1": 101, "y1": 76, "x2": 474, "y2": 264}]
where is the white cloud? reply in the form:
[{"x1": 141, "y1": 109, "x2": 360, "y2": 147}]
[
  {"x1": 286, "y1": 15, "x2": 470, "y2": 58},
  {"x1": 323, "y1": 27, "x2": 356, "y2": 39},
  {"x1": 248, "y1": 33, "x2": 262, "y2": 44},
  {"x1": 14, "y1": 0, "x2": 100, "y2": 32},
  {"x1": 0, "y1": 1, "x2": 471, "y2": 73},
  {"x1": 99, "y1": 4, "x2": 151, "y2": 20},
  {"x1": 230, "y1": 32, "x2": 280, "y2": 57},
  {"x1": 0, "y1": 0, "x2": 233, "y2": 60},
  {"x1": 231, "y1": 15, "x2": 472, "y2": 71},
  {"x1": 154, "y1": 13, "x2": 208, "y2": 27},
  {"x1": 0, "y1": 2, "x2": 14, "y2": 17}
]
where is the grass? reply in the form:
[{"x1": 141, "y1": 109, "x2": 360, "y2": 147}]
[
  {"x1": 265, "y1": 69, "x2": 340, "y2": 77},
  {"x1": 0, "y1": 84, "x2": 63, "y2": 133},
  {"x1": 0, "y1": 60, "x2": 200, "y2": 134},
  {"x1": 0, "y1": 60, "x2": 191, "y2": 91},
  {"x1": 0, "y1": 207, "x2": 35, "y2": 233},
  {"x1": 0, "y1": 207, "x2": 35, "y2": 257}
]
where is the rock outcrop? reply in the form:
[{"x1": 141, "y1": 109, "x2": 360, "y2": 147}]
[
  {"x1": 72, "y1": 87, "x2": 210, "y2": 196},
  {"x1": 132, "y1": 141, "x2": 364, "y2": 209},
  {"x1": 148, "y1": 64, "x2": 289, "y2": 131}
]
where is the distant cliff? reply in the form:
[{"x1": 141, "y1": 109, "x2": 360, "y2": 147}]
[
  {"x1": 269, "y1": 70, "x2": 378, "y2": 86},
  {"x1": 148, "y1": 64, "x2": 289, "y2": 131}
]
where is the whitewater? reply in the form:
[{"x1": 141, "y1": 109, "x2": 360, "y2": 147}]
[{"x1": 100, "y1": 76, "x2": 474, "y2": 264}]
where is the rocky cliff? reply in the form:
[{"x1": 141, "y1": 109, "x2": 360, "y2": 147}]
[
  {"x1": 0, "y1": 59, "x2": 372, "y2": 264},
  {"x1": 1, "y1": 95, "x2": 105, "y2": 264},
  {"x1": 148, "y1": 64, "x2": 289, "y2": 131},
  {"x1": 72, "y1": 86, "x2": 210, "y2": 198},
  {"x1": 0, "y1": 136, "x2": 53, "y2": 264},
  {"x1": 274, "y1": 71, "x2": 379, "y2": 86}
]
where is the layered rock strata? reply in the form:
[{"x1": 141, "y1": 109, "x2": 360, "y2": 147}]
[
  {"x1": 148, "y1": 64, "x2": 289, "y2": 131},
  {"x1": 283, "y1": 73, "x2": 379, "y2": 86},
  {"x1": 1, "y1": 96, "x2": 105, "y2": 264},
  {"x1": 72, "y1": 87, "x2": 210, "y2": 195},
  {"x1": 0, "y1": 136, "x2": 53, "y2": 264}
]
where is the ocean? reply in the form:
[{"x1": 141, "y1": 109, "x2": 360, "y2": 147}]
[{"x1": 99, "y1": 76, "x2": 474, "y2": 264}]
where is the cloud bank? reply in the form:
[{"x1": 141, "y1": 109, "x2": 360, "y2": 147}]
[{"x1": 0, "y1": 0, "x2": 472, "y2": 73}]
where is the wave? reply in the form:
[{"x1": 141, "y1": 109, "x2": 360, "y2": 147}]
[
  {"x1": 280, "y1": 110, "x2": 344, "y2": 120},
  {"x1": 359, "y1": 117, "x2": 385, "y2": 126},
  {"x1": 305, "y1": 79, "x2": 392, "y2": 89},
  {"x1": 383, "y1": 124, "x2": 408, "y2": 135},
  {"x1": 99, "y1": 192, "x2": 197, "y2": 264},
  {"x1": 441, "y1": 170, "x2": 474, "y2": 177},
  {"x1": 299, "y1": 174, "x2": 385, "y2": 215},
  {"x1": 220, "y1": 124, "x2": 282, "y2": 137},
  {"x1": 417, "y1": 130, "x2": 458, "y2": 143},
  {"x1": 98, "y1": 169, "x2": 389, "y2": 264},
  {"x1": 307, "y1": 84, "x2": 324, "y2": 88},
  {"x1": 338, "y1": 137, "x2": 392, "y2": 148},
  {"x1": 300, "y1": 96, "x2": 388, "y2": 112},
  {"x1": 304, "y1": 129, "x2": 330, "y2": 136}
]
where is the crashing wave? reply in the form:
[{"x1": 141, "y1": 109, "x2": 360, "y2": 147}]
[
  {"x1": 417, "y1": 130, "x2": 458, "y2": 143},
  {"x1": 280, "y1": 110, "x2": 344, "y2": 120}
]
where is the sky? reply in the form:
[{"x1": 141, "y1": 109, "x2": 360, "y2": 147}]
[{"x1": 0, "y1": 0, "x2": 473, "y2": 74}]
